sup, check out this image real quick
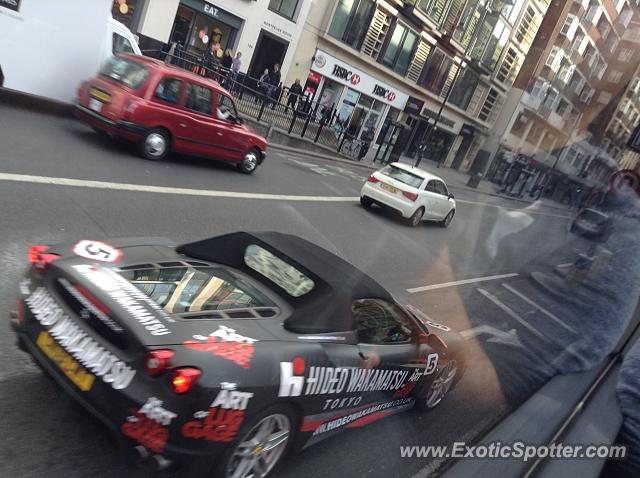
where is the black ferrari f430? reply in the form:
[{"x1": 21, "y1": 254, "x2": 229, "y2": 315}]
[{"x1": 11, "y1": 232, "x2": 467, "y2": 477}]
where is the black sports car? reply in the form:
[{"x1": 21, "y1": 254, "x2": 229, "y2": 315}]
[{"x1": 11, "y1": 232, "x2": 467, "y2": 477}]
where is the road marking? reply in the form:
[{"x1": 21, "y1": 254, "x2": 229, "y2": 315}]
[
  {"x1": 556, "y1": 262, "x2": 573, "y2": 268},
  {"x1": 455, "y1": 198, "x2": 571, "y2": 219},
  {"x1": 0, "y1": 172, "x2": 360, "y2": 202},
  {"x1": 500, "y1": 283, "x2": 578, "y2": 335},
  {"x1": 407, "y1": 273, "x2": 519, "y2": 294},
  {"x1": 476, "y1": 288, "x2": 547, "y2": 342}
]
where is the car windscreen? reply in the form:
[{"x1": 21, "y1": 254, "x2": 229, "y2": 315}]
[
  {"x1": 99, "y1": 57, "x2": 149, "y2": 89},
  {"x1": 380, "y1": 165, "x2": 424, "y2": 188},
  {"x1": 118, "y1": 265, "x2": 275, "y2": 314}
]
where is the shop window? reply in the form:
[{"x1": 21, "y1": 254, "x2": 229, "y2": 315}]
[
  {"x1": 185, "y1": 84, "x2": 213, "y2": 115},
  {"x1": 381, "y1": 23, "x2": 419, "y2": 75},
  {"x1": 328, "y1": 0, "x2": 376, "y2": 51},
  {"x1": 111, "y1": 0, "x2": 139, "y2": 30},
  {"x1": 268, "y1": 0, "x2": 299, "y2": 21},
  {"x1": 154, "y1": 78, "x2": 183, "y2": 105},
  {"x1": 419, "y1": 47, "x2": 453, "y2": 96},
  {"x1": 186, "y1": 13, "x2": 234, "y2": 56},
  {"x1": 449, "y1": 69, "x2": 478, "y2": 110}
]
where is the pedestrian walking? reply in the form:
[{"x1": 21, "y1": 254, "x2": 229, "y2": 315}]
[
  {"x1": 268, "y1": 63, "x2": 281, "y2": 109},
  {"x1": 286, "y1": 79, "x2": 303, "y2": 111},
  {"x1": 229, "y1": 51, "x2": 241, "y2": 93},
  {"x1": 256, "y1": 68, "x2": 269, "y2": 103}
]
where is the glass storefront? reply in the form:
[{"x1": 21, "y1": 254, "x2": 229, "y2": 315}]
[
  {"x1": 111, "y1": 0, "x2": 140, "y2": 30},
  {"x1": 169, "y1": 2, "x2": 242, "y2": 58}
]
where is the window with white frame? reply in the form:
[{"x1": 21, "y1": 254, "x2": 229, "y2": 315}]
[
  {"x1": 593, "y1": 58, "x2": 607, "y2": 80},
  {"x1": 479, "y1": 88, "x2": 499, "y2": 122},
  {"x1": 530, "y1": 78, "x2": 548, "y2": 99},
  {"x1": 608, "y1": 70, "x2": 623, "y2": 83},
  {"x1": 597, "y1": 19, "x2": 611, "y2": 40},
  {"x1": 569, "y1": 71, "x2": 585, "y2": 94},
  {"x1": 543, "y1": 89, "x2": 558, "y2": 110},
  {"x1": 560, "y1": 14, "x2": 579, "y2": 40},
  {"x1": 618, "y1": 48, "x2": 633, "y2": 62},
  {"x1": 556, "y1": 98, "x2": 571, "y2": 117},
  {"x1": 631, "y1": 77, "x2": 640, "y2": 93},
  {"x1": 598, "y1": 91, "x2": 612, "y2": 104},
  {"x1": 584, "y1": 5, "x2": 602, "y2": 26},
  {"x1": 557, "y1": 64, "x2": 574, "y2": 84},
  {"x1": 584, "y1": 46, "x2": 597, "y2": 68},
  {"x1": 618, "y1": 8, "x2": 633, "y2": 28},
  {"x1": 545, "y1": 46, "x2": 563, "y2": 72},
  {"x1": 565, "y1": 147, "x2": 578, "y2": 167},
  {"x1": 614, "y1": 0, "x2": 625, "y2": 13},
  {"x1": 580, "y1": 87, "x2": 594, "y2": 103},
  {"x1": 496, "y1": 47, "x2": 518, "y2": 84}
]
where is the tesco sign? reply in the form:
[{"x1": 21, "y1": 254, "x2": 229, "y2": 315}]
[{"x1": 312, "y1": 49, "x2": 408, "y2": 109}]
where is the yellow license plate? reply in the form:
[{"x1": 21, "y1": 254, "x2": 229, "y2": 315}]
[
  {"x1": 36, "y1": 331, "x2": 95, "y2": 392},
  {"x1": 89, "y1": 88, "x2": 111, "y2": 103},
  {"x1": 381, "y1": 183, "x2": 398, "y2": 193}
]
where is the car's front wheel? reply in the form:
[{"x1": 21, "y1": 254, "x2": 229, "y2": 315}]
[
  {"x1": 238, "y1": 149, "x2": 260, "y2": 174},
  {"x1": 140, "y1": 128, "x2": 170, "y2": 161},
  {"x1": 213, "y1": 405, "x2": 296, "y2": 478},
  {"x1": 407, "y1": 207, "x2": 424, "y2": 227},
  {"x1": 419, "y1": 360, "x2": 457, "y2": 409},
  {"x1": 440, "y1": 209, "x2": 455, "y2": 228}
]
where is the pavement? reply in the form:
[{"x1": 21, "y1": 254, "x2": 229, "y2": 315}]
[{"x1": 0, "y1": 103, "x2": 629, "y2": 478}]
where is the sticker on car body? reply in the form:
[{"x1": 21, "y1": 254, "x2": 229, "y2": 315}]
[{"x1": 73, "y1": 240, "x2": 122, "y2": 263}]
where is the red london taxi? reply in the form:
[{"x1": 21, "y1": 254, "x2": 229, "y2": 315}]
[{"x1": 75, "y1": 54, "x2": 267, "y2": 174}]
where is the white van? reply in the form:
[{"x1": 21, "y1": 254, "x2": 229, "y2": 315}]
[{"x1": 0, "y1": 0, "x2": 141, "y2": 104}]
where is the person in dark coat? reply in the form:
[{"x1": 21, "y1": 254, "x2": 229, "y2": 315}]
[
  {"x1": 287, "y1": 79, "x2": 303, "y2": 111},
  {"x1": 221, "y1": 48, "x2": 233, "y2": 69},
  {"x1": 268, "y1": 63, "x2": 281, "y2": 108}
]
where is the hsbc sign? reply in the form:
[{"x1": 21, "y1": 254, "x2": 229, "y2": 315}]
[{"x1": 312, "y1": 49, "x2": 408, "y2": 109}]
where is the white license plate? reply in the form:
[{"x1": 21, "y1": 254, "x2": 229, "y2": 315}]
[{"x1": 88, "y1": 98, "x2": 103, "y2": 113}]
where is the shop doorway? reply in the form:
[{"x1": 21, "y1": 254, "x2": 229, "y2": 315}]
[
  {"x1": 451, "y1": 134, "x2": 472, "y2": 170},
  {"x1": 248, "y1": 31, "x2": 289, "y2": 80}
]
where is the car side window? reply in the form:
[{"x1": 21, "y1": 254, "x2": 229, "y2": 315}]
[
  {"x1": 434, "y1": 181, "x2": 447, "y2": 196},
  {"x1": 425, "y1": 180, "x2": 439, "y2": 193},
  {"x1": 154, "y1": 78, "x2": 182, "y2": 105},
  {"x1": 185, "y1": 83, "x2": 213, "y2": 115},
  {"x1": 112, "y1": 33, "x2": 134, "y2": 55},
  {"x1": 217, "y1": 93, "x2": 239, "y2": 122},
  {"x1": 440, "y1": 182, "x2": 450, "y2": 197},
  {"x1": 352, "y1": 299, "x2": 414, "y2": 345}
]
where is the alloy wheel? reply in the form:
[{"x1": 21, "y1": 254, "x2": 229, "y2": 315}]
[
  {"x1": 425, "y1": 360, "x2": 457, "y2": 408},
  {"x1": 144, "y1": 132, "x2": 167, "y2": 159},
  {"x1": 226, "y1": 413, "x2": 291, "y2": 478}
]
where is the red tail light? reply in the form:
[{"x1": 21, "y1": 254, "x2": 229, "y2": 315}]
[
  {"x1": 367, "y1": 175, "x2": 379, "y2": 183},
  {"x1": 171, "y1": 367, "x2": 201, "y2": 394},
  {"x1": 28, "y1": 245, "x2": 59, "y2": 273},
  {"x1": 145, "y1": 350, "x2": 175, "y2": 376},
  {"x1": 402, "y1": 191, "x2": 418, "y2": 201}
]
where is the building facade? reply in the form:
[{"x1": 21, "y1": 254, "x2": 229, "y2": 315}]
[
  {"x1": 283, "y1": 0, "x2": 550, "y2": 167},
  {"x1": 483, "y1": 0, "x2": 640, "y2": 200},
  {"x1": 110, "y1": 0, "x2": 311, "y2": 79}
]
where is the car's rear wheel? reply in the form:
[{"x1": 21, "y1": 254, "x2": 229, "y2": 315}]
[
  {"x1": 419, "y1": 360, "x2": 457, "y2": 409},
  {"x1": 360, "y1": 196, "x2": 373, "y2": 209},
  {"x1": 440, "y1": 209, "x2": 455, "y2": 228},
  {"x1": 407, "y1": 207, "x2": 424, "y2": 227},
  {"x1": 140, "y1": 128, "x2": 170, "y2": 161},
  {"x1": 238, "y1": 149, "x2": 260, "y2": 174},
  {"x1": 214, "y1": 405, "x2": 296, "y2": 478}
]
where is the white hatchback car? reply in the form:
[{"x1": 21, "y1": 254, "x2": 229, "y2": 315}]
[{"x1": 360, "y1": 163, "x2": 456, "y2": 227}]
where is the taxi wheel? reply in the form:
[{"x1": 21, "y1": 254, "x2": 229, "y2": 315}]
[
  {"x1": 140, "y1": 129, "x2": 170, "y2": 161},
  {"x1": 238, "y1": 149, "x2": 260, "y2": 174},
  {"x1": 407, "y1": 207, "x2": 424, "y2": 227},
  {"x1": 212, "y1": 404, "x2": 297, "y2": 478}
]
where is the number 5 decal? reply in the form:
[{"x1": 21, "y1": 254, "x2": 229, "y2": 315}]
[{"x1": 73, "y1": 240, "x2": 122, "y2": 263}]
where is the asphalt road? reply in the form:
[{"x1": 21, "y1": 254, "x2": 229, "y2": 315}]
[{"x1": 0, "y1": 104, "x2": 584, "y2": 478}]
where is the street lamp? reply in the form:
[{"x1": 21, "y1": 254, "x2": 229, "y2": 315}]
[{"x1": 415, "y1": 0, "x2": 513, "y2": 168}]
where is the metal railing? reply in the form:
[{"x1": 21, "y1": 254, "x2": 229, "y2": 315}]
[{"x1": 141, "y1": 47, "x2": 376, "y2": 161}]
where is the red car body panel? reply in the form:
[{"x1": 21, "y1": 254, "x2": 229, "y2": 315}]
[{"x1": 75, "y1": 54, "x2": 267, "y2": 164}]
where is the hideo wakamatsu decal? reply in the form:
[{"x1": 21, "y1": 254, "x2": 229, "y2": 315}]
[
  {"x1": 25, "y1": 287, "x2": 135, "y2": 390},
  {"x1": 122, "y1": 397, "x2": 177, "y2": 453},
  {"x1": 278, "y1": 356, "x2": 438, "y2": 398},
  {"x1": 183, "y1": 325, "x2": 258, "y2": 369},
  {"x1": 182, "y1": 383, "x2": 253, "y2": 443},
  {"x1": 73, "y1": 240, "x2": 123, "y2": 263},
  {"x1": 73, "y1": 264, "x2": 174, "y2": 334}
]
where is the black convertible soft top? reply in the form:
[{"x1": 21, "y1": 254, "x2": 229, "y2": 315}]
[{"x1": 176, "y1": 232, "x2": 393, "y2": 334}]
